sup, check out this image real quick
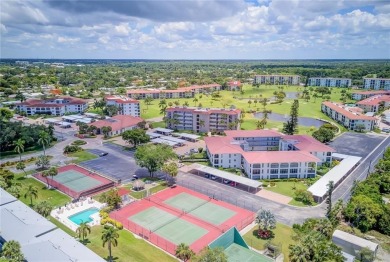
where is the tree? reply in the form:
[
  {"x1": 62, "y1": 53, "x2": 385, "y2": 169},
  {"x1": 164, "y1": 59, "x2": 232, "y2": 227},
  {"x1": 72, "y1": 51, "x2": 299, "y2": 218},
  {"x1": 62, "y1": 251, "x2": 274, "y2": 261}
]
[
  {"x1": 162, "y1": 162, "x2": 178, "y2": 183},
  {"x1": 122, "y1": 128, "x2": 150, "y2": 147},
  {"x1": 282, "y1": 99, "x2": 299, "y2": 135},
  {"x1": 193, "y1": 97, "x2": 198, "y2": 106},
  {"x1": 15, "y1": 91, "x2": 26, "y2": 103},
  {"x1": 93, "y1": 98, "x2": 106, "y2": 113},
  {"x1": 326, "y1": 181, "x2": 334, "y2": 218},
  {"x1": 105, "y1": 105, "x2": 119, "y2": 117},
  {"x1": 289, "y1": 244, "x2": 310, "y2": 262},
  {"x1": 192, "y1": 247, "x2": 227, "y2": 262},
  {"x1": 35, "y1": 154, "x2": 50, "y2": 170},
  {"x1": 38, "y1": 131, "x2": 51, "y2": 156},
  {"x1": 99, "y1": 189, "x2": 122, "y2": 209},
  {"x1": 175, "y1": 243, "x2": 195, "y2": 262},
  {"x1": 0, "y1": 240, "x2": 24, "y2": 262},
  {"x1": 312, "y1": 126, "x2": 335, "y2": 143},
  {"x1": 13, "y1": 139, "x2": 25, "y2": 162},
  {"x1": 48, "y1": 166, "x2": 58, "y2": 182},
  {"x1": 35, "y1": 201, "x2": 52, "y2": 217},
  {"x1": 0, "y1": 108, "x2": 14, "y2": 122},
  {"x1": 355, "y1": 124, "x2": 366, "y2": 132},
  {"x1": 76, "y1": 221, "x2": 92, "y2": 242},
  {"x1": 24, "y1": 185, "x2": 38, "y2": 206},
  {"x1": 134, "y1": 144, "x2": 176, "y2": 177},
  {"x1": 357, "y1": 247, "x2": 375, "y2": 262},
  {"x1": 183, "y1": 101, "x2": 189, "y2": 107},
  {"x1": 15, "y1": 162, "x2": 26, "y2": 177},
  {"x1": 8, "y1": 183, "x2": 22, "y2": 198},
  {"x1": 255, "y1": 209, "x2": 276, "y2": 239},
  {"x1": 101, "y1": 126, "x2": 112, "y2": 138},
  {"x1": 0, "y1": 169, "x2": 15, "y2": 188},
  {"x1": 248, "y1": 100, "x2": 252, "y2": 108},
  {"x1": 101, "y1": 225, "x2": 119, "y2": 262},
  {"x1": 77, "y1": 121, "x2": 89, "y2": 134},
  {"x1": 344, "y1": 195, "x2": 384, "y2": 232},
  {"x1": 144, "y1": 97, "x2": 153, "y2": 109},
  {"x1": 294, "y1": 189, "x2": 314, "y2": 205}
]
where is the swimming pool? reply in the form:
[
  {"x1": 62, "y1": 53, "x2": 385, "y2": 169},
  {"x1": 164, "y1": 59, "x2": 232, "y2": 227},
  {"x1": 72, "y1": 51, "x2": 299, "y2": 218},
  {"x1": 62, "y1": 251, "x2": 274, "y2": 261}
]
[{"x1": 68, "y1": 208, "x2": 99, "y2": 225}]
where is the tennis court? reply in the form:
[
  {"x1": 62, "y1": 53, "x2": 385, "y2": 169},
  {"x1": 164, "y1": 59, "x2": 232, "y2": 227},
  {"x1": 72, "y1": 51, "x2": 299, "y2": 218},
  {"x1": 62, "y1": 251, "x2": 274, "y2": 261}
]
[
  {"x1": 110, "y1": 186, "x2": 255, "y2": 255},
  {"x1": 129, "y1": 207, "x2": 208, "y2": 245},
  {"x1": 34, "y1": 164, "x2": 115, "y2": 198},
  {"x1": 164, "y1": 192, "x2": 237, "y2": 225}
]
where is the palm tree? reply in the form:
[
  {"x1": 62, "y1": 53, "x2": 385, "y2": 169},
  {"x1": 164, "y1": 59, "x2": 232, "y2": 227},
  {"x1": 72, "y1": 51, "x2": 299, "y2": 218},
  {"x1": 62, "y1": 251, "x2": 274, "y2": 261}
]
[
  {"x1": 41, "y1": 170, "x2": 50, "y2": 188},
  {"x1": 1, "y1": 240, "x2": 24, "y2": 262},
  {"x1": 76, "y1": 222, "x2": 92, "y2": 243},
  {"x1": 14, "y1": 139, "x2": 25, "y2": 162},
  {"x1": 16, "y1": 162, "x2": 27, "y2": 177},
  {"x1": 289, "y1": 244, "x2": 310, "y2": 262},
  {"x1": 193, "y1": 97, "x2": 198, "y2": 106},
  {"x1": 24, "y1": 185, "x2": 38, "y2": 206},
  {"x1": 48, "y1": 166, "x2": 58, "y2": 182},
  {"x1": 102, "y1": 225, "x2": 119, "y2": 262},
  {"x1": 101, "y1": 126, "x2": 112, "y2": 138},
  {"x1": 34, "y1": 201, "x2": 52, "y2": 217},
  {"x1": 175, "y1": 243, "x2": 195, "y2": 261},
  {"x1": 38, "y1": 131, "x2": 50, "y2": 156}
]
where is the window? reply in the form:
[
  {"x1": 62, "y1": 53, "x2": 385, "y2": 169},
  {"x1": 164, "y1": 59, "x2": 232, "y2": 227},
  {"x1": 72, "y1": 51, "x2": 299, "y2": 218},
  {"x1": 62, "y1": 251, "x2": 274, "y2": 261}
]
[
  {"x1": 270, "y1": 163, "x2": 279, "y2": 168},
  {"x1": 280, "y1": 169, "x2": 288, "y2": 174},
  {"x1": 270, "y1": 169, "x2": 279, "y2": 174},
  {"x1": 290, "y1": 162, "x2": 298, "y2": 167},
  {"x1": 290, "y1": 168, "x2": 298, "y2": 174},
  {"x1": 280, "y1": 163, "x2": 289, "y2": 168}
]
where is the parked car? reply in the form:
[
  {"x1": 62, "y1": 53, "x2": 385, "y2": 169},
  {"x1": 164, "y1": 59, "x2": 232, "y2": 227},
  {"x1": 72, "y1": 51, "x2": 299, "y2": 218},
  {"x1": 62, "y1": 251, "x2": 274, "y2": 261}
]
[
  {"x1": 190, "y1": 148, "x2": 199, "y2": 153},
  {"x1": 382, "y1": 128, "x2": 390, "y2": 133},
  {"x1": 230, "y1": 181, "x2": 239, "y2": 187},
  {"x1": 223, "y1": 179, "x2": 230, "y2": 184},
  {"x1": 99, "y1": 152, "x2": 108, "y2": 157},
  {"x1": 211, "y1": 175, "x2": 217, "y2": 180},
  {"x1": 204, "y1": 173, "x2": 210, "y2": 178}
]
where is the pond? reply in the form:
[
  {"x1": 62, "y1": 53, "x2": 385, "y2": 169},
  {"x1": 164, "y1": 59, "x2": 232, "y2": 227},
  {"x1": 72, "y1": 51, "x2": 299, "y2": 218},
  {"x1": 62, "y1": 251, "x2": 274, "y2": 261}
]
[
  {"x1": 254, "y1": 112, "x2": 326, "y2": 128},
  {"x1": 285, "y1": 92, "x2": 300, "y2": 99}
]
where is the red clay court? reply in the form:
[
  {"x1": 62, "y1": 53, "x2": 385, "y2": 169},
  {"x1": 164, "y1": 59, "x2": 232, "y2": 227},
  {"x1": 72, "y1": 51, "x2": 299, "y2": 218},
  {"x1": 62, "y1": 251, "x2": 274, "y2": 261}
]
[
  {"x1": 110, "y1": 186, "x2": 254, "y2": 255},
  {"x1": 34, "y1": 164, "x2": 115, "y2": 199}
]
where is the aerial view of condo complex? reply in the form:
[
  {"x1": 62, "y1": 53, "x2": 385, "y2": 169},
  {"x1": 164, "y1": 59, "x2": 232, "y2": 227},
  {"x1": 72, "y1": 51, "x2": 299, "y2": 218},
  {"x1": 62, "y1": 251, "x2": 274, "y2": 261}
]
[{"x1": 1, "y1": 1, "x2": 389, "y2": 262}]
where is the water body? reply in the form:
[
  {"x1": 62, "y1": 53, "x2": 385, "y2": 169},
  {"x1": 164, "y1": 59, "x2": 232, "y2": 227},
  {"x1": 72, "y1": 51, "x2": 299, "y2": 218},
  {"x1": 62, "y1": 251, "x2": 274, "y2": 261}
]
[
  {"x1": 254, "y1": 112, "x2": 326, "y2": 128},
  {"x1": 285, "y1": 92, "x2": 300, "y2": 99}
]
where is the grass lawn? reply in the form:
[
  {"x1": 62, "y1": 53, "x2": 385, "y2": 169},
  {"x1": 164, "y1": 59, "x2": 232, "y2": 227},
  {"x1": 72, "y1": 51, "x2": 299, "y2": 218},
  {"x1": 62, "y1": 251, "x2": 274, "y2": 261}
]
[
  {"x1": 13, "y1": 173, "x2": 71, "y2": 208},
  {"x1": 129, "y1": 183, "x2": 168, "y2": 199},
  {"x1": 243, "y1": 223, "x2": 294, "y2": 262},
  {"x1": 69, "y1": 150, "x2": 98, "y2": 163},
  {"x1": 150, "y1": 121, "x2": 166, "y2": 128},
  {"x1": 263, "y1": 181, "x2": 307, "y2": 198},
  {"x1": 138, "y1": 84, "x2": 351, "y2": 134},
  {"x1": 0, "y1": 142, "x2": 56, "y2": 160}
]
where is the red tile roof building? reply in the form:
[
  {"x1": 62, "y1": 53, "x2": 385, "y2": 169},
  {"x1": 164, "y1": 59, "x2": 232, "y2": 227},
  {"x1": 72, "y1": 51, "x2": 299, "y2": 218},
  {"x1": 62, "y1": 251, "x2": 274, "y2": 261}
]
[
  {"x1": 352, "y1": 90, "x2": 390, "y2": 100},
  {"x1": 15, "y1": 97, "x2": 88, "y2": 116},
  {"x1": 321, "y1": 101, "x2": 377, "y2": 131},
  {"x1": 105, "y1": 95, "x2": 140, "y2": 117},
  {"x1": 88, "y1": 115, "x2": 144, "y2": 137},
  {"x1": 127, "y1": 84, "x2": 222, "y2": 99},
  {"x1": 227, "y1": 81, "x2": 242, "y2": 91},
  {"x1": 356, "y1": 95, "x2": 390, "y2": 113},
  {"x1": 205, "y1": 130, "x2": 334, "y2": 180},
  {"x1": 165, "y1": 107, "x2": 241, "y2": 133}
]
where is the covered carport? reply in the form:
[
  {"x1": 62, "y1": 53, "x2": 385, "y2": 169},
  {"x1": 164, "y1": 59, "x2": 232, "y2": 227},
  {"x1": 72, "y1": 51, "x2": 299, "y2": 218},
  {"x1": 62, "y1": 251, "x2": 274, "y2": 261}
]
[
  {"x1": 153, "y1": 127, "x2": 174, "y2": 136},
  {"x1": 174, "y1": 133, "x2": 200, "y2": 142},
  {"x1": 185, "y1": 163, "x2": 262, "y2": 193}
]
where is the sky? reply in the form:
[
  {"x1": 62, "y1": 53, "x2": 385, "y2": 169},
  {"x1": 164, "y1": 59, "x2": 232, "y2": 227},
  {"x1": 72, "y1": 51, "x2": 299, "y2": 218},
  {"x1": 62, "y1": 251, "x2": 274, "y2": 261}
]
[{"x1": 1, "y1": 0, "x2": 390, "y2": 59}]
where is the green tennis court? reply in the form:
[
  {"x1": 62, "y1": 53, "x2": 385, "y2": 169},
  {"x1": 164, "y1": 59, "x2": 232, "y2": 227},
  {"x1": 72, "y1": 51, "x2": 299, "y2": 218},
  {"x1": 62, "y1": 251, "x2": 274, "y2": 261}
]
[
  {"x1": 53, "y1": 170, "x2": 102, "y2": 192},
  {"x1": 129, "y1": 207, "x2": 208, "y2": 245},
  {"x1": 164, "y1": 193, "x2": 237, "y2": 225},
  {"x1": 224, "y1": 243, "x2": 273, "y2": 262}
]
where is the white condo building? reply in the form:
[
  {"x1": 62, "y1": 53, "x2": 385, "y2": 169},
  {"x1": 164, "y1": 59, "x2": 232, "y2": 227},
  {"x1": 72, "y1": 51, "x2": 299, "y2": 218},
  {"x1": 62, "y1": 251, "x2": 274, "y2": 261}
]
[
  {"x1": 308, "y1": 77, "x2": 351, "y2": 87},
  {"x1": 253, "y1": 75, "x2": 300, "y2": 85},
  {"x1": 165, "y1": 107, "x2": 241, "y2": 133},
  {"x1": 205, "y1": 130, "x2": 334, "y2": 180},
  {"x1": 363, "y1": 78, "x2": 390, "y2": 90},
  {"x1": 352, "y1": 90, "x2": 390, "y2": 100},
  {"x1": 15, "y1": 97, "x2": 88, "y2": 116},
  {"x1": 105, "y1": 95, "x2": 140, "y2": 117},
  {"x1": 321, "y1": 102, "x2": 377, "y2": 131}
]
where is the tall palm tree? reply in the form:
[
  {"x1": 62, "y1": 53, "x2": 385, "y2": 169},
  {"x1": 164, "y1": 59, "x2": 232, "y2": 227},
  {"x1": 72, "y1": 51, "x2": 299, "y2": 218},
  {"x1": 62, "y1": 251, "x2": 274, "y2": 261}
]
[
  {"x1": 76, "y1": 222, "x2": 92, "y2": 242},
  {"x1": 24, "y1": 185, "x2": 38, "y2": 206},
  {"x1": 38, "y1": 131, "x2": 50, "y2": 156},
  {"x1": 14, "y1": 139, "x2": 25, "y2": 162},
  {"x1": 41, "y1": 170, "x2": 50, "y2": 188},
  {"x1": 175, "y1": 243, "x2": 195, "y2": 262},
  {"x1": 101, "y1": 225, "x2": 119, "y2": 262},
  {"x1": 34, "y1": 201, "x2": 52, "y2": 217},
  {"x1": 1, "y1": 240, "x2": 24, "y2": 262},
  {"x1": 193, "y1": 97, "x2": 198, "y2": 106},
  {"x1": 48, "y1": 166, "x2": 58, "y2": 183}
]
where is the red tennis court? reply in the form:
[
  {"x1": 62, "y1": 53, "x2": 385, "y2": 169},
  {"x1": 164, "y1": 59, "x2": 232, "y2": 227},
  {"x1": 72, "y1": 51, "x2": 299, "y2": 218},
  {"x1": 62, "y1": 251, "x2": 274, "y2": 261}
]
[
  {"x1": 110, "y1": 186, "x2": 254, "y2": 255},
  {"x1": 34, "y1": 164, "x2": 115, "y2": 199}
]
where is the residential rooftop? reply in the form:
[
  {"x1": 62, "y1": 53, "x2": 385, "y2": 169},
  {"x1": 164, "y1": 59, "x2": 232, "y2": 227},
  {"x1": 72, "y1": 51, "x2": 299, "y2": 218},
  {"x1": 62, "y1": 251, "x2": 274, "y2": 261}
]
[{"x1": 322, "y1": 101, "x2": 377, "y2": 120}]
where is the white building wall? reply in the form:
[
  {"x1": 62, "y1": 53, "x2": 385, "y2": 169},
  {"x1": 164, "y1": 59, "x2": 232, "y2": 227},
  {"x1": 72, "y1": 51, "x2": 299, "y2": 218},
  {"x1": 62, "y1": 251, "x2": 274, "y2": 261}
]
[{"x1": 363, "y1": 78, "x2": 390, "y2": 90}]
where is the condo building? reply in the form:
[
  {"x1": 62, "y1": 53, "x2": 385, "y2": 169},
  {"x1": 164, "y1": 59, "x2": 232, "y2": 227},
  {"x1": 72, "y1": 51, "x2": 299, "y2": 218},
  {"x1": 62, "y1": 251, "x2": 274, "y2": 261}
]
[
  {"x1": 205, "y1": 130, "x2": 334, "y2": 180},
  {"x1": 308, "y1": 77, "x2": 352, "y2": 88},
  {"x1": 165, "y1": 107, "x2": 241, "y2": 133},
  {"x1": 356, "y1": 95, "x2": 390, "y2": 113},
  {"x1": 105, "y1": 95, "x2": 140, "y2": 117},
  {"x1": 127, "y1": 84, "x2": 222, "y2": 99},
  {"x1": 253, "y1": 75, "x2": 300, "y2": 85},
  {"x1": 15, "y1": 97, "x2": 88, "y2": 116},
  {"x1": 363, "y1": 78, "x2": 390, "y2": 90},
  {"x1": 227, "y1": 81, "x2": 242, "y2": 91},
  {"x1": 352, "y1": 90, "x2": 390, "y2": 100},
  {"x1": 321, "y1": 102, "x2": 377, "y2": 131}
]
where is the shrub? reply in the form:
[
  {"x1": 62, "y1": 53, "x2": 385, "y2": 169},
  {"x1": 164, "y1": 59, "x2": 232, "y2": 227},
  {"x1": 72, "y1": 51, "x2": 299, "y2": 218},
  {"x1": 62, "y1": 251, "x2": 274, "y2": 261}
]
[
  {"x1": 257, "y1": 228, "x2": 274, "y2": 239},
  {"x1": 71, "y1": 140, "x2": 87, "y2": 146},
  {"x1": 99, "y1": 210, "x2": 109, "y2": 219},
  {"x1": 294, "y1": 189, "x2": 314, "y2": 205},
  {"x1": 63, "y1": 145, "x2": 83, "y2": 154},
  {"x1": 270, "y1": 182, "x2": 276, "y2": 187},
  {"x1": 100, "y1": 217, "x2": 123, "y2": 230},
  {"x1": 198, "y1": 147, "x2": 203, "y2": 153}
]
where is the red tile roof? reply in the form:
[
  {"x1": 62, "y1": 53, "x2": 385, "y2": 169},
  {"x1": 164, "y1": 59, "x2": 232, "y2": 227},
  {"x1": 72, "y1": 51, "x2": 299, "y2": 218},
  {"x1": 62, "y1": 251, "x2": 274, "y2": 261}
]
[
  {"x1": 352, "y1": 90, "x2": 390, "y2": 95},
  {"x1": 228, "y1": 81, "x2": 241, "y2": 86},
  {"x1": 17, "y1": 97, "x2": 87, "y2": 107},
  {"x1": 224, "y1": 130, "x2": 282, "y2": 138},
  {"x1": 356, "y1": 95, "x2": 390, "y2": 106},
  {"x1": 105, "y1": 96, "x2": 139, "y2": 104},
  {"x1": 322, "y1": 102, "x2": 377, "y2": 120},
  {"x1": 89, "y1": 115, "x2": 143, "y2": 132},
  {"x1": 204, "y1": 136, "x2": 242, "y2": 154},
  {"x1": 127, "y1": 84, "x2": 221, "y2": 95},
  {"x1": 283, "y1": 135, "x2": 335, "y2": 152}
]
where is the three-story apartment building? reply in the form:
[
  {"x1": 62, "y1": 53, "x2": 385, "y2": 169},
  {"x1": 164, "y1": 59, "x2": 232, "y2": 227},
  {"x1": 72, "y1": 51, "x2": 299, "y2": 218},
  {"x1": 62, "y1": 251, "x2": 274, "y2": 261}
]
[
  {"x1": 15, "y1": 97, "x2": 88, "y2": 116},
  {"x1": 105, "y1": 95, "x2": 140, "y2": 117},
  {"x1": 253, "y1": 75, "x2": 300, "y2": 85},
  {"x1": 308, "y1": 77, "x2": 351, "y2": 87},
  {"x1": 363, "y1": 78, "x2": 390, "y2": 90}
]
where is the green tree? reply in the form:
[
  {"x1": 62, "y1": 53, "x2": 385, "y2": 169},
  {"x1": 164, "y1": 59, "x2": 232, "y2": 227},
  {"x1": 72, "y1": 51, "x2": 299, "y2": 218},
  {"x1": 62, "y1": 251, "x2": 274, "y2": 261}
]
[
  {"x1": 24, "y1": 184, "x2": 38, "y2": 206},
  {"x1": 101, "y1": 225, "x2": 119, "y2": 262},
  {"x1": 104, "y1": 105, "x2": 119, "y2": 117},
  {"x1": 192, "y1": 247, "x2": 227, "y2": 262},
  {"x1": 15, "y1": 162, "x2": 27, "y2": 177},
  {"x1": 76, "y1": 221, "x2": 92, "y2": 243},
  {"x1": 282, "y1": 99, "x2": 299, "y2": 135},
  {"x1": 0, "y1": 169, "x2": 14, "y2": 188},
  {"x1": 34, "y1": 201, "x2": 52, "y2": 217},
  {"x1": 0, "y1": 240, "x2": 24, "y2": 262},
  {"x1": 13, "y1": 139, "x2": 25, "y2": 162},
  {"x1": 326, "y1": 181, "x2": 334, "y2": 218},
  {"x1": 122, "y1": 128, "x2": 150, "y2": 147},
  {"x1": 0, "y1": 108, "x2": 14, "y2": 122},
  {"x1": 38, "y1": 131, "x2": 51, "y2": 156},
  {"x1": 15, "y1": 91, "x2": 26, "y2": 103},
  {"x1": 134, "y1": 144, "x2": 176, "y2": 177},
  {"x1": 256, "y1": 209, "x2": 276, "y2": 232},
  {"x1": 76, "y1": 121, "x2": 89, "y2": 134},
  {"x1": 101, "y1": 126, "x2": 112, "y2": 138},
  {"x1": 162, "y1": 162, "x2": 178, "y2": 183},
  {"x1": 99, "y1": 189, "x2": 122, "y2": 209},
  {"x1": 35, "y1": 154, "x2": 50, "y2": 170},
  {"x1": 144, "y1": 97, "x2": 153, "y2": 109},
  {"x1": 175, "y1": 243, "x2": 195, "y2": 262},
  {"x1": 48, "y1": 166, "x2": 58, "y2": 182}
]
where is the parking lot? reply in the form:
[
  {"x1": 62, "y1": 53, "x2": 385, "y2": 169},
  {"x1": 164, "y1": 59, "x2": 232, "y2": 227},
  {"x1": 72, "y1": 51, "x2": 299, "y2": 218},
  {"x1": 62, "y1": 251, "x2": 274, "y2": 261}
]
[
  {"x1": 79, "y1": 143, "x2": 162, "y2": 183},
  {"x1": 328, "y1": 132, "x2": 385, "y2": 157}
]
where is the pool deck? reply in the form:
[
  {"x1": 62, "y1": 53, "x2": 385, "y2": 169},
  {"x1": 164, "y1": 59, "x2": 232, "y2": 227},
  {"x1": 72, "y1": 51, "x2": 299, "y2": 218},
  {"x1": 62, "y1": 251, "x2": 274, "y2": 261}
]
[{"x1": 51, "y1": 198, "x2": 106, "y2": 231}]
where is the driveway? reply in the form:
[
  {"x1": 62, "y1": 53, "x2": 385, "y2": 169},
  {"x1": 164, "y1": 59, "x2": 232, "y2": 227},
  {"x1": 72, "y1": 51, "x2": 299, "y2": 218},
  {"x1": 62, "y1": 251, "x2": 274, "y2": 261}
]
[{"x1": 328, "y1": 132, "x2": 385, "y2": 157}]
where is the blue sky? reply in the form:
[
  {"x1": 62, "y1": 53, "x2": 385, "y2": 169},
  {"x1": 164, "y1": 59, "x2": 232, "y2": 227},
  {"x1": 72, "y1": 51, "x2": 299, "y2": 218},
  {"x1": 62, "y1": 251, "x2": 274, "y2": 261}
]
[{"x1": 1, "y1": 0, "x2": 389, "y2": 59}]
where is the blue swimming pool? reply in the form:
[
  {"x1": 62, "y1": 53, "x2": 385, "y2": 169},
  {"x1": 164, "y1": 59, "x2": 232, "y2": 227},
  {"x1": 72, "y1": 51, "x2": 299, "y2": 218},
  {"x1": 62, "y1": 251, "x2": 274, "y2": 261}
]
[{"x1": 69, "y1": 208, "x2": 99, "y2": 225}]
